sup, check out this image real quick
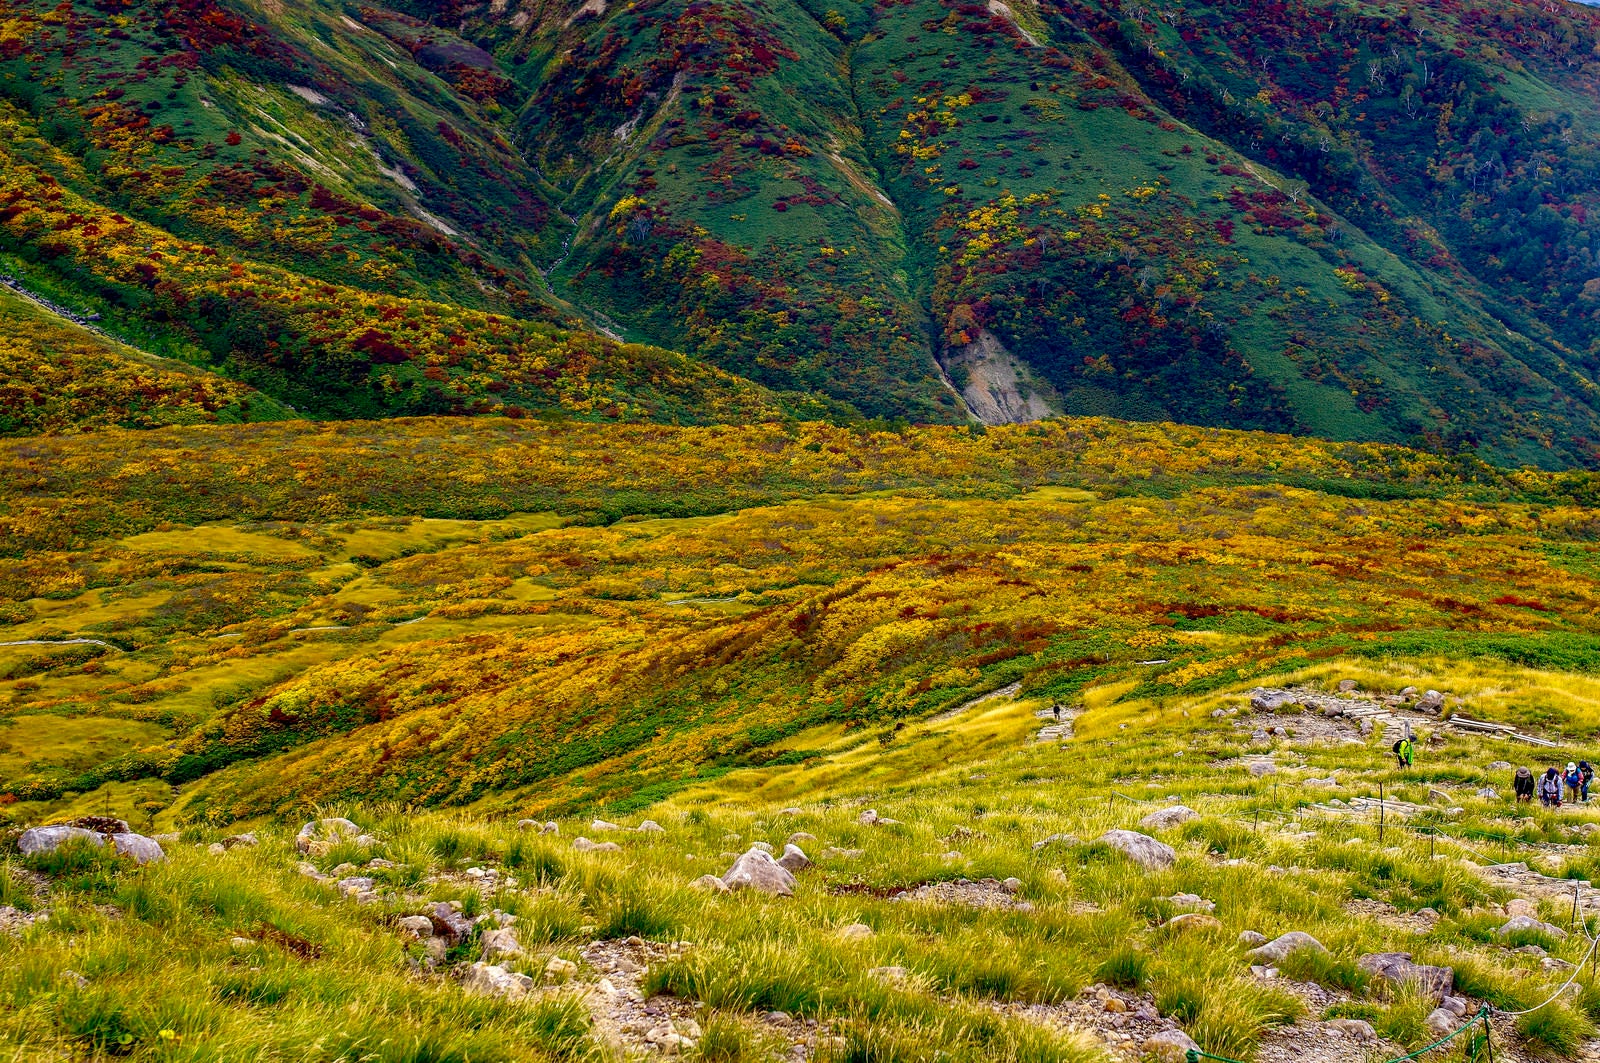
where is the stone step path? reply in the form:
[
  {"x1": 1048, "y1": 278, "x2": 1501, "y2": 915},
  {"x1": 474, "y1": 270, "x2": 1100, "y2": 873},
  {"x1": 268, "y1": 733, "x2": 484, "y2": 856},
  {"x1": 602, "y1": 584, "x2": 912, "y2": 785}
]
[{"x1": 1033, "y1": 707, "x2": 1078, "y2": 743}]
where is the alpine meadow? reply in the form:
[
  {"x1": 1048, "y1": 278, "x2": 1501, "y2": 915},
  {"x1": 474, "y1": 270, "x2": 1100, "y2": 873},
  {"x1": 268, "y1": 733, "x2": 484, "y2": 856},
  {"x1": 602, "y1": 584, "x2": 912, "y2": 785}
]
[{"x1": 16, "y1": 0, "x2": 1600, "y2": 1058}]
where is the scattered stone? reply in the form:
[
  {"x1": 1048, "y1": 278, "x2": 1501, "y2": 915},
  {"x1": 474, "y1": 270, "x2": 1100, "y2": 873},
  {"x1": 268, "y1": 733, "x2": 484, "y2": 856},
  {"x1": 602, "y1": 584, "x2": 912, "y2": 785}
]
[
  {"x1": 207, "y1": 842, "x2": 226, "y2": 856},
  {"x1": 220, "y1": 833, "x2": 259, "y2": 849},
  {"x1": 295, "y1": 817, "x2": 363, "y2": 856},
  {"x1": 787, "y1": 831, "x2": 817, "y2": 846},
  {"x1": 836, "y1": 922, "x2": 874, "y2": 942},
  {"x1": 480, "y1": 926, "x2": 522, "y2": 961},
  {"x1": 690, "y1": 875, "x2": 729, "y2": 893},
  {"x1": 1238, "y1": 930, "x2": 1268, "y2": 948},
  {"x1": 1094, "y1": 829, "x2": 1175, "y2": 870},
  {"x1": 1248, "y1": 761, "x2": 1276, "y2": 777},
  {"x1": 820, "y1": 847, "x2": 864, "y2": 860},
  {"x1": 1476, "y1": 788, "x2": 1498, "y2": 799},
  {"x1": 1246, "y1": 932, "x2": 1327, "y2": 964},
  {"x1": 1488, "y1": 761, "x2": 1512, "y2": 771},
  {"x1": 636, "y1": 820, "x2": 666, "y2": 833},
  {"x1": 1138, "y1": 805, "x2": 1198, "y2": 831},
  {"x1": 461, "y1": 963, "x2": 533, "y2": 1000},
  {"x1": 428, "y1": 902, "x2": 474, "y2": 944},
  {"x1": 335, "y1": 876, "x2": 375, "y2": 896},
  {"x1": 858, "y1": 810, "x2": 880, "y2": 826},
  {"x1": 1424, "y1": 1008, "x2": 1458, "y2": 1038},
  {"x1": 777, "y1": 807, "x2": 802, "y2": 816},
  {"x1": 1417, "y1": 690, "x2": 1445, "y2": 713},
  {"x1": 544, "y1": 956, "x2": 578, "y2": 982},
  {"x1": 397, "y1": 916, "x2": 434, "y2": 939},
  {"x1": 1002, "y1": 877, "x2": 1023, "y2": 892},
  {"x1": 777, "y1": 844, "x2": 811, "y2": 872},
  {"x1": 1167, "y1": 893, "x2": 1215, "y2": 912},
  {"x1": 1163, "y1": 913, "x2": 1222, "y2": 933},
  {"x1": 1337, "y1": 680, "x2": 1359, "y2": 692},
  {"x1": 1498, "y1": 915, "x2": 1568, "y2": 940},
  {"x1": 572, "y1": 837, "x2": 622, "y2": 853},
  {"x1": 751, "y1": 841, "x2": 775, "y2": 854},
  {"x1": 1032, "y1": 832, "x2": 1079, "y2": 851},
  {"x1": 591, "y1": 819, "x2": 619, "y2": 832},
  {"x1": 1357, "y1": 953, "x2": 1454, "y2": 1003},
  {"x1": 721, "y1": 848, "x2": 796, "y2": 896},
  {"x1": 1303, "y1": 776, "x2": 1339, "y2": 789},
  {"x1": 1325, "y1": 1018, "x2": 1376, "y2": 1041},
  {"x1": 1142, "y1": 1029, "x2": 1201, "y2": 1063},
  {"x1": 516, "y1": 819, "x2": 540, "y2": 831}
]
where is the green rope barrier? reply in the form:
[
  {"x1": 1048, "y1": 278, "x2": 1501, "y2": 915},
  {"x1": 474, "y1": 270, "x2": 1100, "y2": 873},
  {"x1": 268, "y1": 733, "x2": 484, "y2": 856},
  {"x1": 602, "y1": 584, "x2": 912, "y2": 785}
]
[{"x1": 1182, "y1": 1006, "x2": 1491, "y2": 1063}]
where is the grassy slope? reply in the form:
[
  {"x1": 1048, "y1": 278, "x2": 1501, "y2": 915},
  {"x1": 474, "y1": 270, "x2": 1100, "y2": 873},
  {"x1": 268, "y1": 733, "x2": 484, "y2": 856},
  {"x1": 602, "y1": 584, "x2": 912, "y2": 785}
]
[
  {"x1": 5, "y1": 415, "x2": 1600, "y2": 829},
  {"x1": 0, "y1": 288, "x2": 293, "y2": 433},
  {"x1": 10, "y1": 662, "x2": 1600, "y2": 1059}
]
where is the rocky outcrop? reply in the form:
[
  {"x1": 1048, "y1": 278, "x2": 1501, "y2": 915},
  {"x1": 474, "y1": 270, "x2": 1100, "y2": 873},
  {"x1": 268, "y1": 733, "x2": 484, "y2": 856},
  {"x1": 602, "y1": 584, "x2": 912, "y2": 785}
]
[
  {"x1": 1357, "y1": 952, "x2": 1453, "y2": 1003},
  {"x1": 940, "y1": 329, "x2": 1060, "y2": 425}
]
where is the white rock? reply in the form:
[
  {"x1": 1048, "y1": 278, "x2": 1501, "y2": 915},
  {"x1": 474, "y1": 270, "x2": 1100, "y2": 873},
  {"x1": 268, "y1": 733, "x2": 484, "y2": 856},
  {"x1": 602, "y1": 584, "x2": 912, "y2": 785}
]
[
  {"x1": 1095, "y1": 829, "x2": 1175, "y2": 869},
  {"x1": 461, "y1": 963, "x2": 533, "y2": 999},
  {"x1": 1325, "y1": 1018, "x2": 1375, "y2": 1041},
  {"x1": 636, "y1": 820, "x2": 666, "y2": 833},
  {"x1": 1498, "y1": 915, "x2": 1567, "y2": 940},
  {"x1": 572, "y1": 837, "x2": 622, "y2": 853},
  {"x1": 1246, "y1": 932, "x2": 1327, "y2": 963},
  {"x1": 777, "y1": 843, "x2": 811, "y2": 872},
  {"x1": 591, "y1": 819, "x2": 619, "y2": 832},
  {"x1": 858, "y1": 810, "x2": 880, "y2": 825},
  {"x1": 836, "y1": 922, "x2": 874, "y2": 941},
  {"x1": 480, "y1": 927, "x2": 522, "y2": 961},
  {"x1": 397, "y1": 916, "x2": 434, "y2": 939},
  {"x1": 722, "y1": 848, "x2": 795, "y2": 896},
  {"x1": 544, "y1": 956, "x2": 578, "y2": 982},
  {"x1": 1139, "y1": 805, "x2": 1198, "y2": 831}
]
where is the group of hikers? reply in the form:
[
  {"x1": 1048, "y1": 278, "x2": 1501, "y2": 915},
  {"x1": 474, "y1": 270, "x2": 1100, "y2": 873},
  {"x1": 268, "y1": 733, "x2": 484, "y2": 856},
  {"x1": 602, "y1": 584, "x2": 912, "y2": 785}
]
[
  {"x1": 1388, "y1": 735, "x2": 1594, "y2": 809},
  {"x1": 1512, "y1": 762, "x2": 1594, "y2": 806}
]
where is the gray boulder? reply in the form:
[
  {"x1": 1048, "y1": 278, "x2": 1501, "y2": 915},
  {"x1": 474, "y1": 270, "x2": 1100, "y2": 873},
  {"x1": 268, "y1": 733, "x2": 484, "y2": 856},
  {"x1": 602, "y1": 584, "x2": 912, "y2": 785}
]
[
  {"x1": 479, "y1": 927, "x2": 522, "y2": 961},
  {"x1": 721, "y1": 848, "x2": 796, "y2": 896},
  {"x1": 1247, "y1": 761, "x2": 1276, "y2": 777},
  {"x1": 18, "y1": 825, "x2": 105, "y2": 855},
  {"x1": 1357, "y1": 952, "x2": 1453, "y2": 1003},
  {"x1": 1095, "y1": 829, "x2": 1175, "y2": 870},
  {"x1": 1142, "y1": 1029, "x2": 1200, "y2": 1063},
  {"x1": 334, "y1": 876, "x2": 376, "y2": 895},
  {"x1": 776, "y1": 843, "x2": 811, "y2": 872},
  {"x1": 397, "y1": 916, "x2": 434, "y2": 939},
  {"x1": 1246, "y1": 931, "x2": 1327, "y2": 964},
  {"x1": 1498, "y1": 914, "x2": 1567, "y2": 940},
  {"x1": 1417, "y1": 690, "x2": 1445, "y2": 713},
  {"x1": 1139, "y1": 805, "x2": 1198, "y2": 831}
]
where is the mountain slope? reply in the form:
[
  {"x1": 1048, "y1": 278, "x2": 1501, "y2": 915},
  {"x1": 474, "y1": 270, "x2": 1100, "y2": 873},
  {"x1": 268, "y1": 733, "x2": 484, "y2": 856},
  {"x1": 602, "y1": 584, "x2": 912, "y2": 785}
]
[{"x1": 8, "y1": 0, "x2": 1600, "y2": 456}]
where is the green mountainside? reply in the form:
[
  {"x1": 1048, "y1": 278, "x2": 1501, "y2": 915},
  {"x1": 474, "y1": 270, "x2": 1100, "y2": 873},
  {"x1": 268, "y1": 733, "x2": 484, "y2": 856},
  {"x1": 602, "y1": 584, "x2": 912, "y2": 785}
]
[{"x1": 8, "y1": 0, "x2": 1600, "y2": 461}]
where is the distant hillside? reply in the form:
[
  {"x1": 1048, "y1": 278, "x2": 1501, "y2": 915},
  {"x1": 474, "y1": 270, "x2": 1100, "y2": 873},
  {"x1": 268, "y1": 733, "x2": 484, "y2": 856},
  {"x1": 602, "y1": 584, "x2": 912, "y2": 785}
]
[{"x1": 8, "y1": 0, "x2": 1600, "y2": 458}]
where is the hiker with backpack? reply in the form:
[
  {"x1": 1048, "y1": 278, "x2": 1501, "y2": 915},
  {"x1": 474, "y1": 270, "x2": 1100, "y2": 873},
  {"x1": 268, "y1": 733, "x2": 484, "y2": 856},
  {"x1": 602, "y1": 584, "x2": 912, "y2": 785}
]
[
  {"x1": 1581, "y1": 761, "x2": 1594, "y2": 802},
  {"x1": 1391, "y1": 736, "x2": 1414, "y2": 769},
  {"x1": 1539, "y1": 767, "x2": 1563, "y2": 807},
  {"x1": 1566, "y1": 763, "x2": 1584, "y2": 803},
  {"x1": 1513, "y1": 766, "x2": 1535, "y2": 803}
]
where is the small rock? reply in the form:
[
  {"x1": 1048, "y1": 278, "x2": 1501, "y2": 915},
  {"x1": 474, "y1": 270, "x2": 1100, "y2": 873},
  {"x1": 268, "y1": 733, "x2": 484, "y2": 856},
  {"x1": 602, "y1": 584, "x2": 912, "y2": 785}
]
[
  {"x1": 591, "y1": 819, "x2": 619, "y2": 832},
  {"x1": 820, "y1": 847, "x2": 864, "y2": 860},
  {"x1": 636, "y1": 820, "x2": 666, "y2": 833},
  {"x1": 516, "y1": 819, "x2": 540, "y2": 831},
  {"x1": 1238, "y1": 930, "x2": 1268, "y2": 947},
  {"x1": 572, "y1": 837, "x2": 622, "y2": 853},
  {"x1": 295, "y1": 817, "x2": 362, "y2": 856},
  {"x1": 1438, "y1": 995, "x2": 1469, "y2": 1018},
  {"x1": 18, "y1": 825, "x2": 105, "y2": 856},
  {"x1": 397, "y1": 915, "x2": 434, "y2": 939},
  {"x1": 461, "y1": 963, "x2": 533, "y2": 999},
  {"x1": 208, "y1": 842, "x2": 226, "y2": 855},
  {"x1": 867, "y1": 965, "x2": 908, "y2": 983},
  {"x1": 777, "y1": 844, "x2": 811, "y2": 872},
  {"x1": 1337, "y1": 680, "x2": 1359, "y2": 692},
  {"x1": 1357, "y1": 952, "x2": 1453, "y2": 1003},
  {"x1": 858, "y1": 809, "x2": 880, "y2": 826},
  {"x1": 1167, "y1": 893, "x2": 1215, "y2": 912},
  {"x1": 777, "y1": 807, "x2": 802, "y2": 816},
  {"x1": 428, "y1": 902, "x2": 474, "y2": 944},
  {"x1": 1477, "y1": 788, "x2": 1498, "y2": 799},
  {"x1": 335, "y1": 876, "x2": 375, "y2": 896},
  {"x1": 1488, "y1": 761, "x2": 1512, "y2": 771},
  {"x1": 1138, "y1": 805, "x2": 1198, "y2": 831},
  {"x1": 544, "y1": 956, "x2": 578, "y2": 982},
  {"x1": 1246, "y1": 931, "x2": 1327, "y2": 964},
  {"x1": 220, "y1": 833, "x2": 258, "y2": 849},
  {"x1": 835, "y1": 922, "x2": 874, "y2": 942},
  {"x1": 1094, "y1": 829, "x2": 1175, "y2": 870},
  {"x1": 1417, "y1": 690, "x2": 1445, "y2": 713},
  {"x1": 722, "y1": 848, "x2": 796, "y2": 896},
  {"x1": 1002, "y1": 877, "x2": 1023, "y2": 892},
  {"x1": 1424, "y1": 1008, "x2": 1458, "y2": 1038},
  {"x1": 1248, "y1": 761, "x2": 1276, "y2": 777},
  {"x1": 1032, "y1": 833, "x2": 1079, "y2": 852},
  {"x1": 751, "y1": 841, "x2": 775, "y2": 854},
  {"x1": 1163, "y1": 913, "x2": 1222, "y2": 933},
  {"x1": 786, "y1": 832, "x2": 817, "y2": 846},
  {"x1": 480, "y1": 927, "x2": 522, "y2": 961},
  {"x1": 1326, "y1": 1018, "x2": 1375, "y2": 1041},
  {"x1": 690, "y1": 874, "x2": 729, "y2": 892},
  {"x1": 1141, "y1": 1029, "x2": 1200, "y2": 1063},
  {"x1": 1498, "y1": 915, "x2": 1567, "y2": 940}
]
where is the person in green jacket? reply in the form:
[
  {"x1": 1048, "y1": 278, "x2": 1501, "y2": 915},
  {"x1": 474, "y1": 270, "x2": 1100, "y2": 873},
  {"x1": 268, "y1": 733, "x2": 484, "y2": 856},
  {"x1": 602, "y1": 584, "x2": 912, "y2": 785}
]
[{"x1": 1391, "y1": 737, "x2": 1413, "y2": 768}]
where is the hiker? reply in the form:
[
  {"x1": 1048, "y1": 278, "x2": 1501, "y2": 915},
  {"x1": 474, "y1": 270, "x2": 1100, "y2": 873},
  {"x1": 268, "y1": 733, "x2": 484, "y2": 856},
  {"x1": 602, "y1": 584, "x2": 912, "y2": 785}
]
[
  {"x1": 1052, "y1": 703, "x2": 1061, "y2": 724},
  {"x1": 1582, "y1": 760, "x2": 1594, "y2": 802},
  {"x1": 1513, "y1": 766, "x2": 1535, "y2": 802},
  {"x1": 1539, "y1": 767, "x2": 1563, "y2": 807},
  {"x1": 1566, "y1": 762, "x2": 1584, "y2": 803},
  {"x1": 1391, "y1": 736, "x2": 1414, "y2": 769}
]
